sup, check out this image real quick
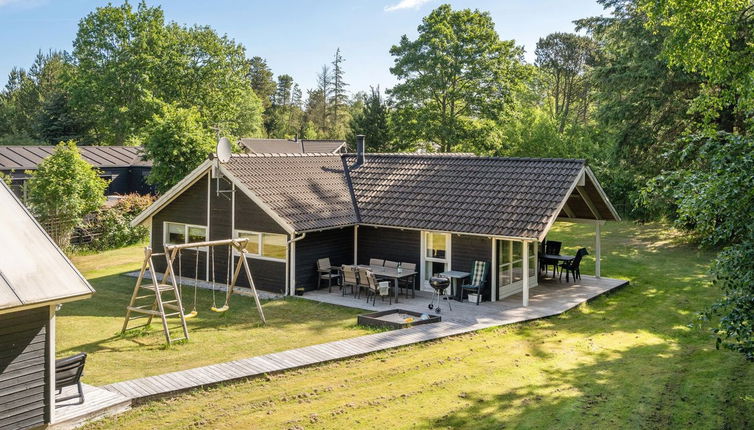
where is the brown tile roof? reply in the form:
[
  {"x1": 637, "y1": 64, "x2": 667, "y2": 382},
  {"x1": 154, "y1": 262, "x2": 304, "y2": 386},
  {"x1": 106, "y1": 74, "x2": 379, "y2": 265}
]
[
  {"x1": 239, "y1": 138, "x2": 345, "y2": 154},
  {"x1": 0, "y1": 145, "x2": 150, "y2": 170},
  {"x1": 222, "y1": 154, "x2": 357, "y2": 231},
  {"x1": 344, "y1": 154, "x2": 587, "y2": 239}
]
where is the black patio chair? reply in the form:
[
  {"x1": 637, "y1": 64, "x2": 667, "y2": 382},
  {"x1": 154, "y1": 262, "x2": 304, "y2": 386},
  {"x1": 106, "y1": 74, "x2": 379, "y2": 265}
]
[
  {"x1": 397, "y1": 262, "x2": 417, "y2": 298},
  {"x1": 316, "y1": 257, "x2": 341, "y2": 292},
  {"x1": 560, "y1": 248, "x2": 588, "y2": 282},
  {"x1": 540, "y1": 240, "x2": 562, "y2": 276},
  {"x1": 55, "y1": 352, "x2": 87, "y2": 404},
  {"x1": 460, "y1": 260, "x2": 489, "y2": 305}
]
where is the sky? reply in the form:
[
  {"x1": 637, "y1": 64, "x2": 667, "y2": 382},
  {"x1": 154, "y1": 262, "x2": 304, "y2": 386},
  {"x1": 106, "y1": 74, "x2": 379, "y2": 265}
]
[{"x1": 0, "y1": 0, "x2": 608, "y2": 94}]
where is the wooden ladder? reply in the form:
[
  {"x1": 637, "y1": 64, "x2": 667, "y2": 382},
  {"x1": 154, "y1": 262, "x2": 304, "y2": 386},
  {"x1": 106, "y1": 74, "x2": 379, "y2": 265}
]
[{"x1": 121, "y1": 247, "x2": 190, "y2": 345}]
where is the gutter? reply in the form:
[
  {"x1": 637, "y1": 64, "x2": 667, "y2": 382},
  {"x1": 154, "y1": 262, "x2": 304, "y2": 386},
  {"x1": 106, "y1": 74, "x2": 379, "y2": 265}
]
[{"x1": 286, "y1": 233, "x2": 307, "y2": 296}]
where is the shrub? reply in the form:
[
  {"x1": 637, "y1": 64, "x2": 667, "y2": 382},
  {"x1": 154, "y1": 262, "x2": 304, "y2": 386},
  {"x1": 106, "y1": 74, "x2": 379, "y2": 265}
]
[{"x1": 83, "y1": 193, "x2": 154, "y2": 250}]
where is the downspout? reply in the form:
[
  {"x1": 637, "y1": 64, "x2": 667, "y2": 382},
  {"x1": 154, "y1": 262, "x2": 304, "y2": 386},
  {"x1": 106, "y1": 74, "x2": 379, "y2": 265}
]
[{"x1": 287, "y1": 233, "x2": 307, "y2": 296}]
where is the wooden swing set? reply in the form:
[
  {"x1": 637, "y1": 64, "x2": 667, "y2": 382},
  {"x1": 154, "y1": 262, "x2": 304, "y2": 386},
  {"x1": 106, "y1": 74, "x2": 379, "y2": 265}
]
[{"x1": 121, "y1": 238, "x2": 266, "y2": 345}]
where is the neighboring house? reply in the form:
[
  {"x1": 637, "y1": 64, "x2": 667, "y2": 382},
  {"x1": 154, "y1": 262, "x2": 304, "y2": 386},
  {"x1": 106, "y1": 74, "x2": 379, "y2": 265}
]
[
  {"x1": 0, "y1": 145, "x2": 154, "y2": 200},
  {"x1": 239, "y1": 137, "x2": 347, "y2": 154},
  {"x1": 132, "y1": 137, "x2": 620, "y2": 303},
  {"x1": 0, "y1": 181, "x2": 94, "y2": 430}
]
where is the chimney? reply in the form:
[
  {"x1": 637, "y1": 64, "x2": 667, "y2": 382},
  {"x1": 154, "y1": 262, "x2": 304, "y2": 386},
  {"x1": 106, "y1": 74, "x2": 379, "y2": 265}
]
[{"x1": 355, "y1": 135, "x2": 366, "y2": 166}]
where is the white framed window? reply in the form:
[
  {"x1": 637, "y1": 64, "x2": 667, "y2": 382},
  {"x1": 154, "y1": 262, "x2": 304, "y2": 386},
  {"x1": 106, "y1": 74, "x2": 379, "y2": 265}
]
[
  {"x1": 164, "y1": 222, "x2": 207, "y2": 249},
  {"x1": 233, "y1": 229, "x2": 287, "y2": 262},
  {"x1": 421, "y1": 231, "x2": 451, "y2": 290}
]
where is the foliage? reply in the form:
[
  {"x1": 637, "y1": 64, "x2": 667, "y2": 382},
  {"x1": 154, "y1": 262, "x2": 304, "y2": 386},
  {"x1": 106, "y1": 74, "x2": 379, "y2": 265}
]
[
  {"x1": 641, "y1": 0, "x2": 753, "y2": 132},
  {"x1": 26, "y1": 141, "x2": 107, "y2": 247},
  {"x1": 142, "y1": 102, "x2": 214, "y2": 193},
  {"x1": 643, "y1": 132, "x2": 754, "y2": 360},
  {"x1": 82, "y1": 193, "x2": 154, "y2": 250},
  {"x1": 247, "y1": 56, "x2": 276, "y2": 110},
  {"x1": 70, "y1": 1, "x2": 262, "y2": 145},
  {"x1": 329, "y1": 48, "x2": 350, "y2": 139},
  {"x1": 535, "y1": 32, "x2": 596, "y2": 132},
  {"x1": 349, "y1": 86, "x2": 392, "y2": 151},
  {"x1": 265, "y1": 74, "x2": 304, "y2": 138},
  {"x1": 389, "y1": 4, "x2": 530, "y2": 151}
]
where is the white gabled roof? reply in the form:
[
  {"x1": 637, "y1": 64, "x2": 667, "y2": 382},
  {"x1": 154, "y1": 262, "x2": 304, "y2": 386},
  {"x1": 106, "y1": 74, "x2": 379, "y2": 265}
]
[{"x1": 0, "y1": 182, "x2": 94, "y2": 312}]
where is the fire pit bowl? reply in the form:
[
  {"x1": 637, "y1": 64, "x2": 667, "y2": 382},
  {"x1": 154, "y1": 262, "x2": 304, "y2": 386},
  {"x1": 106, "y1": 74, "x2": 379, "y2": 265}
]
[{"x1": 357, "y1": 309, "x2": 441, "y2": 329}]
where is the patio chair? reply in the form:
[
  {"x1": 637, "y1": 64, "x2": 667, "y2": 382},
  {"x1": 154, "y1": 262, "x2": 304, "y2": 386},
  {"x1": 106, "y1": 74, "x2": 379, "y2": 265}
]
[
  {"x1": 397, "y1": 262, "x2": 417, "y2": 298},
  {"x1": 383, "y1": 260, "x2": 399, "y2": 268},
  {"x1": 540, "y1": 240, "x2": 562, "y2": 276},
  {"x1": 317, "y1": 257, "x2": 341, "y2": 293},
  {"x1": 460, "y1": 261, "x2": 489, "y2": 305},
  {"x1": 369, "y1": 258, "x2": 385, "y2": 266},
  {"x1": 341, "y1": 265, "x2": 358, "y2": 296},
  {"x1": 55, "y1": 352, "x2": 87, "y2": 404},
  {"x1": 365, "y1": 272, "x2": 393, "y2": 306},
  {"x1": 560, "y1": 248, "x2": 588, "y2": 282},
  {"x1": 356, "y1": 267, "x2": 372, "y2": 300}
]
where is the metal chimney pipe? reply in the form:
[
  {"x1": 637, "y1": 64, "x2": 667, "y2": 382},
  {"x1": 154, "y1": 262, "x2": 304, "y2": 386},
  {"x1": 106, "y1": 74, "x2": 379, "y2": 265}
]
[{"x1": 356, "y1": 135, "x2": 365, "y2": 166}]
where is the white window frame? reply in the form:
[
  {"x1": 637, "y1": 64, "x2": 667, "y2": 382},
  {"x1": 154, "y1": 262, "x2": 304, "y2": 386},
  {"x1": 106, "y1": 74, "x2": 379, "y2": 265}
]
[
  {"x1": 420, "y1": 231, "x2": 452, "y2": 292},
  {"x1": 495, "y1": 238, "x2": 538, "y2": 299},
  {"x1": 233, "y1": 229, "x2": 287, "y2": 262},
  {"x1": 163, "y1": 221, "x2": 208, "y2": 251}
]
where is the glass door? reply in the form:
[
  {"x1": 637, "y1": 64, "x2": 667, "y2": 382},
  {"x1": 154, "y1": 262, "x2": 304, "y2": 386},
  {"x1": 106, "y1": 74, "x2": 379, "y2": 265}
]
[
  {"x1": 496, "y1": 239, "x2": 538, "y2": 299},
  {"x1": 422, "y1": 232, "x2": 450, "y2": 291}
]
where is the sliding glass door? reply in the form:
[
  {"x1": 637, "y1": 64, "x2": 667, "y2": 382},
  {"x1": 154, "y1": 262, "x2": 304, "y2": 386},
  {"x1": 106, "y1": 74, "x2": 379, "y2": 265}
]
[{"x1": 496, "y1": 239, "x2": 537, "y2": 299}]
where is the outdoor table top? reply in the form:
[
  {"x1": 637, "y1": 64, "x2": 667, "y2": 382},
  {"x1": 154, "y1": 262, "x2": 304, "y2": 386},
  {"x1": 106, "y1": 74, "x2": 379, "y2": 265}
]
[
  {"x1": 439, "y1": 270, "x2": 470, "y2": 279},
  {"x1": 356, "y1": 264, "x2": 417, "y2": 278},
  {"x1": 541, "y1": 253, "x2": 575, "y2": 262}
]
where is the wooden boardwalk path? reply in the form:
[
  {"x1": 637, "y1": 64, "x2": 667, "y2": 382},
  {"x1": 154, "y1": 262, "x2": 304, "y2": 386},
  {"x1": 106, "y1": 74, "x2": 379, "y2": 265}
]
[{"x1": 53, "y1": 275, "x2": 628, "y2": 427}]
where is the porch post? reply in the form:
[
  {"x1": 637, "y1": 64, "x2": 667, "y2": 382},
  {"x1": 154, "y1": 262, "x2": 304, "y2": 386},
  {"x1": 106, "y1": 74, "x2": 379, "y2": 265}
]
[
  {"x1": 353, "y1": 225, "x2": 358, "y2": 265},
  {"x1": 595, "y1": 221, "x2": 601, "y2": 278},
  {"x1": 522, "y1": 240, "x2": 529, "y2": 307}
]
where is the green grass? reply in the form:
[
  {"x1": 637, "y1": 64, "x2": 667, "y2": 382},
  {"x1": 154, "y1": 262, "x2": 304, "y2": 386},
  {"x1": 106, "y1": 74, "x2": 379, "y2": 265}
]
[
  {"x1": 81, "y1": 222, "x2": 753, "y2": 429},
  {"x1": 60, "y1": 244, "x2": 371, "y2": 385}
]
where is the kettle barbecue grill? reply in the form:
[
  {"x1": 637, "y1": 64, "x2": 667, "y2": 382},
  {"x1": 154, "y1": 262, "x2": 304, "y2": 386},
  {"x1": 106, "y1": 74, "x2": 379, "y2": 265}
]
[{"x1": 428, "y1": 276, "x2": 452, "y2": 313}]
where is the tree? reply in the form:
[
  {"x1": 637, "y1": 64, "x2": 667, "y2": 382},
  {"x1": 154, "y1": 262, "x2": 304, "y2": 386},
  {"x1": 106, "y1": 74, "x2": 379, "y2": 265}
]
[
  {"x1": 388, "y1": 4, "x2": 530, "y2": 151},
  {"x1": 349, "y1": 86, "x2": 391, "y2": 151},
  {"x1": 315, "y1": 65, "x2": 332, "y2": 135},
  {"x1": 265, "y1": 75, "x2": 304, "y2": 138},
  {"x1": 641, "y1": 0, "x2": 754, "y2": 132},
  {"x1": 142, "y1": 102, "x2": 214, "y2": 193},
  {"x1": 70, "y1": 1, "x2": 263, "y2": 145},
  {"x1": 330, "y1": 48, "x2": 350, "y2": 139},
  {"x1": 25, "y1": 141, "x2": 107, "y2": 247},
  {"x1": 247, "y1": 56, "x2": 276, "y2": 110},
  {"x1": 0, "y1": 51, "x2": 73, "y2": 143},
  {"x1": 535, "y1": 33, "x2": 596, "y2": 132}
]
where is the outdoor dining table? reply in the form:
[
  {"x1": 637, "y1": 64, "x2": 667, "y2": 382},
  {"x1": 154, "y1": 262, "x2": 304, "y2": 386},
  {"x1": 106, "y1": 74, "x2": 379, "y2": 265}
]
[
  {"x1": 540, "y1": 253, "x2": 574, "y2": 278},
  {"x1": 356, "y1": 264, "x2": 418, "y2": 303}
]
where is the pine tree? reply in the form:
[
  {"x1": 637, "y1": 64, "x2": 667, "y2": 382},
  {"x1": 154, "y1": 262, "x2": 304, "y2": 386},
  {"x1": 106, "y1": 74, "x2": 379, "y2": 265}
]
[{"x1": 330, "y1": 48, "x2": 349, "y2": 138}]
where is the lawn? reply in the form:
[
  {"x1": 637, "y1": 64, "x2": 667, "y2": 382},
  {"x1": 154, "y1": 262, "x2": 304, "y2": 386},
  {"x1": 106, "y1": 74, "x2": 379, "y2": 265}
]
[
  {"x1": 81, "y1": 221, "x2": 753, "y2": 429},
  {"x1": 60, "y1": 244, "x2": 372, "y2": 385}
]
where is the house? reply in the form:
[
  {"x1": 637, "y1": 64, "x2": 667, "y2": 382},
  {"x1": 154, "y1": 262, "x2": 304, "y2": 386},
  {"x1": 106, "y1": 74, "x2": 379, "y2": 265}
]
[
  {"x1": 0, "y1": 145, "x2": 153, "y2": 200},
  {"x1": 131, "y1": 136, "x2": 620, "y2": 305},
  {"x1": 239, "y1": 137, "x2": 347, "y2": 154},
  {"x1": 0, "y1": 181, "x2": 94, "y2": 430}
]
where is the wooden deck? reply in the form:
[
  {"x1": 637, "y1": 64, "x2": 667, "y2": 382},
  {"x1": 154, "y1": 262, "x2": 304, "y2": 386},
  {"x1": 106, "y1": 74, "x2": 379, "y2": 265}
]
[
  {"x1": 51, "y1": 384, "x2": 130, "y2": 429},
  {"x1": 52, "y1": 274, "x2": 627, "y2": 428}
]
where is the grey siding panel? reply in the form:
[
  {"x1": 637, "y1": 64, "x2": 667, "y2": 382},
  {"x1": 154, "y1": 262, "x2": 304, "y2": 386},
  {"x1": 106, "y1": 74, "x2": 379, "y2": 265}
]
[
  {"x1": 451, "y1": 235, "x2": 492, "y2": 300},
  {"x1": 295, "y1": 227, "x2": 354, "y2": 292},
  {"x1": 151, "y1": 174, "x2": 209, "y2": 278},
  {"x1": 0, "y1": 308, "x2": 48, "y2": 430},
  {"x1": 357, "y1": 226, "x2": 421, "y2": 267}
]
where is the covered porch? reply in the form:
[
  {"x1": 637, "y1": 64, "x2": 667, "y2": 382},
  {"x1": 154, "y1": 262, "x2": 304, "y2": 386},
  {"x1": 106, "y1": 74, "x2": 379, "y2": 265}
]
[{"x1": 302, "y1": 274, "x2": 627, "y2": 326}]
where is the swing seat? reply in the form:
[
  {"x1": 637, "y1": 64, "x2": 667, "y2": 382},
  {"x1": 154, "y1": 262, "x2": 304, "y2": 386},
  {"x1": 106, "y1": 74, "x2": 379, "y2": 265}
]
[
  {"x1": 211, "y1": 305, "x2": 229, "y2": 313},
  {"x1": 184, "y1": 310, "x2": 198, "y2": 319}
]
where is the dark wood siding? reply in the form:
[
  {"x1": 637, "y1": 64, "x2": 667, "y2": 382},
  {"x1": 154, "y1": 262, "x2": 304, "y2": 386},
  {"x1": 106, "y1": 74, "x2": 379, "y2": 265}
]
[
  {"x1": 451, "y1": 234, "x2": 493, "y2": 300},
  {"x1": 232, "y1": 187, "x2": 287, "y2": 293},
  {"x1": 209, "y1": 177, "x2": 233, "y2": 284},
  {"x1": 295, "y1": 227, "x2": 354, "y2": 292},
  {"x1": 102, "y1": 167, "x2": 130, "y2": 195},
  {"x1": 151, "y1": 173, "x2": 209, "y2": 278},
  {"x1": 0, "y1": 307, "x2": 49, "y2": 430},
  {"x1": 357, "y1": 226, "x2": 421, "y2": 267}
]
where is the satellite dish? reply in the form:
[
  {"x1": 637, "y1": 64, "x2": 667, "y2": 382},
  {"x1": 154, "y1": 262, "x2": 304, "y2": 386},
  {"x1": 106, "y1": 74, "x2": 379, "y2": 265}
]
[{"x1": 216, "y1": 137, "x2": 232, "y2": 163}]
